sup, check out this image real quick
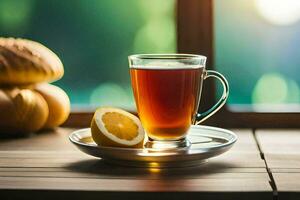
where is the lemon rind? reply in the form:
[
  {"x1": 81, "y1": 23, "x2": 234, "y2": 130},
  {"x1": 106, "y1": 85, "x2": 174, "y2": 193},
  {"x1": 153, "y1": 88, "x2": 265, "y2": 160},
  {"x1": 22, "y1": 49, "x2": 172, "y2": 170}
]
[{"x1": 94, "y1": 107, "x2": 144, "y2": 146}]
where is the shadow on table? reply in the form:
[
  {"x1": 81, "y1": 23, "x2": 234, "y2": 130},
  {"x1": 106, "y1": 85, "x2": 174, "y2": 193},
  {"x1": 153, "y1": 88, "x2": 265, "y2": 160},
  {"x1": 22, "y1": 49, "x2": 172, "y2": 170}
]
[{"x1": 65, "y1": 159, "x2": 236, "y2": 179}]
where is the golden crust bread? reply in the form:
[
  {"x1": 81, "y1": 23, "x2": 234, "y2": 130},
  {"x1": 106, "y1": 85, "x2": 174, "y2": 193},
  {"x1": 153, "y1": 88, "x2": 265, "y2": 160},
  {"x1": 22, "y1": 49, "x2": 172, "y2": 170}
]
[
  {"x1": 0, "y1": 88, "x2": 49, "y2": 135},
  {"x1": 0, "y1": 38, "x2": 64, "y2": 86},
  {"x1": 35, "y1": 83, "x2": 70, "y2": 128}
]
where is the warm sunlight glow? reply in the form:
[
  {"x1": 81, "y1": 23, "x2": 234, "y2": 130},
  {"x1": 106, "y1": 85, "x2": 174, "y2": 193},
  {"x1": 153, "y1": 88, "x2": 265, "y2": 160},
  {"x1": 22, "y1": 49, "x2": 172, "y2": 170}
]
[
  {"x1": 149, "y1": 167, "x2": 161, "y2": 173},
  {"x1": 255, "y1": 0, "x2": 300, "y2": 25}
]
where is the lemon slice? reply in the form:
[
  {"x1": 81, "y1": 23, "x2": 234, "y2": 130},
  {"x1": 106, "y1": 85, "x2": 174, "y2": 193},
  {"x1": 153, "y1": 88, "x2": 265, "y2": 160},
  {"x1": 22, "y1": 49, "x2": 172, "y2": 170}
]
[{"x1": 91, "y1": 107, "x2": 145, "y2": 148}]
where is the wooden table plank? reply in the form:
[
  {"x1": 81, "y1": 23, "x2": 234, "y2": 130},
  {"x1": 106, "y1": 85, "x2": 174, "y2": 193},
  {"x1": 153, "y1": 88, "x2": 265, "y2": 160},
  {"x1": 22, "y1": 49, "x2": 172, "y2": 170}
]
[
  {"x1": 256, "y1": 129, "x2": 300, "y2": 170},
  {"x1": 262, "y1": 153, "x2": 300, "y2": 170},
  {"x1": 0, "y1": 128, "x2": 272, "y2": 199},
  {"x1": 229, "y1": 129, "x2": 260, "y2": 152},
  {"x1": 272, "y1": 173, "x2": 300, "y2": 199},
  {"x1": 0, "y1": 128, "x2": 76, "y2": 151},
  {"x1": 256, "y1": 129, "x2": 300, "y2": 154},
  {"x1": 0, "y1": 169, "x2": 268, "y2": 179},
  {"x1": 272, "y1": 173, "x2": 300, "y2": 192},
  {"x1": 0, "y1": 175, "x2": 271, "y2": 192},
  {"x1": 256, "y1": 129, "x2": 300, "y2": 198}
]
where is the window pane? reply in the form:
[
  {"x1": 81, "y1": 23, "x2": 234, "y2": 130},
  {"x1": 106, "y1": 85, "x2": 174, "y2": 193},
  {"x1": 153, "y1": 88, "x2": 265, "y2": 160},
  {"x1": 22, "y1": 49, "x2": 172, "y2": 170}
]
[
  {"x1": 0, "y1": 0, "x2": 176, "y2": 109},
  {"x1": 214, "y1": 0, "x2": 300, "y2": 111}
]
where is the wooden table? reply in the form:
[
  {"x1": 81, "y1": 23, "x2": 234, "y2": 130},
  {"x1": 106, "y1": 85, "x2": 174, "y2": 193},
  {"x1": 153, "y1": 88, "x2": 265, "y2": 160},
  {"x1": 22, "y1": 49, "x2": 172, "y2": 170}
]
[
  {"x1": 256, "y1": 129, "x2": 300, "y2": 199},
  {"x1": 0, "y1": 128, "x2": 298, "y2": 200}
]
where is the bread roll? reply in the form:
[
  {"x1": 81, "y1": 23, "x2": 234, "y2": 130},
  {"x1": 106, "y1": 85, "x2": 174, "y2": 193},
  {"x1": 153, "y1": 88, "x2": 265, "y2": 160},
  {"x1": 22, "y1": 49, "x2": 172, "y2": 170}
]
[
  {"x1": 0, "y1": 88, "x2": 49, "y2": 135},
  {"x1": 0, "y1": 38, "x2": 64, "y2": 86},
  {"x1": 35, "y1": 84, "x2": 70, "y2": 128},
  {"x1": 0, "y1": 88, "x2": 18, "y2": 134}
]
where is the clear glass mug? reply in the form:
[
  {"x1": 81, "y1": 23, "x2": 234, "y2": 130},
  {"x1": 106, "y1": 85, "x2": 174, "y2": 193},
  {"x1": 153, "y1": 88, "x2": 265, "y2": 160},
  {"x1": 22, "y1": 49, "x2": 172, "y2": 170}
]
[{"x1": 129, "y1": 54, "x2": 229, "y2": 149}]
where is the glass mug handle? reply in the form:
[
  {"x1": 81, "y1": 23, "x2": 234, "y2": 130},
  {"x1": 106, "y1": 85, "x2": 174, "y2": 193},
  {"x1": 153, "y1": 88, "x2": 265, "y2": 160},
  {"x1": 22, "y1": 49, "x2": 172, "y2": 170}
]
[{"x1": 195, "y1": 70, "x2": 229, "y2": 125}]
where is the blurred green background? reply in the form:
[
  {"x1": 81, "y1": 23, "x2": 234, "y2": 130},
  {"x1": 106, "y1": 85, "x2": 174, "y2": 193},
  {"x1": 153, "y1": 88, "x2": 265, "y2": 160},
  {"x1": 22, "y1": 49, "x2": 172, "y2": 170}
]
[
  {"x1": 0, "y1": 0, "x2": 176, "y2": 110},
  {"x1": 1, "y1": 0, "x2": 300, "y2": 111},
  {"x1": 215, "y1": 0, "x2": 300, "y2": 109}
]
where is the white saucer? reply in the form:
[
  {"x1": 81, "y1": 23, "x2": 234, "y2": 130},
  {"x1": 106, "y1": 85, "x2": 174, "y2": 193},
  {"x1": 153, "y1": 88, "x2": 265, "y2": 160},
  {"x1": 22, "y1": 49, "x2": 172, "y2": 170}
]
[{"x1": 69, "y1": 125, "x2": 237, "y2": 168}]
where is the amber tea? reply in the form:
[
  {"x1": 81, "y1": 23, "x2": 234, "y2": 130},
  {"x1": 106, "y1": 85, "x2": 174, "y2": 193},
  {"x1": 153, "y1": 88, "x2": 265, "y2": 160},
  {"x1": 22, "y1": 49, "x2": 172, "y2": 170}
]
[{"x1": 130, "y1": 67, "x2": 203, "y2": 140}]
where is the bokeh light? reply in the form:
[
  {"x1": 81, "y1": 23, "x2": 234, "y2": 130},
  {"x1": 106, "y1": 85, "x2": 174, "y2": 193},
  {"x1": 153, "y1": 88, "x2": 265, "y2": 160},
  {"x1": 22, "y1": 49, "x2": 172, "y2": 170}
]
[
  {"x1": 133, "y1": 0, "x2": 176, "y2": 54},
  {"x1": 133, "y1": 19, "x2": 176, "y2": 53},
  {"x1": 252, "y1": 73, "x2": 287, "y2": 103},
  {"x1": 215, "y1": 0, "x2": 300, "y2": 106},
  {"x1": 286, "y1": 79, "x2": 300, "y2": 103},
  {"x1": 0, "y1": 0, "x2": 34, "y2": 34},
  {"x1": 255, "y1": 0, "x2": 300, "y2": 25},
  {"x1": 252, "y1": 73, "x2": 300, "y2": 104},
  {"x1": 137, "y1": 0, "x2": 175, "y2": 20},
  {"x1": 90, "y1": 83, "x2": 134, "y2": 109}
]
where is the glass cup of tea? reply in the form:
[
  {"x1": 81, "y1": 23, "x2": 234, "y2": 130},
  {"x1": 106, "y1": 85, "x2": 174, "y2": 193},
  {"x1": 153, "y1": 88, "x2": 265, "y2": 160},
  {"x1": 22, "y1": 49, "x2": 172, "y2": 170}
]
[{"x1": 129, "y1": 54, "x2": 229, "y2": 150}]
